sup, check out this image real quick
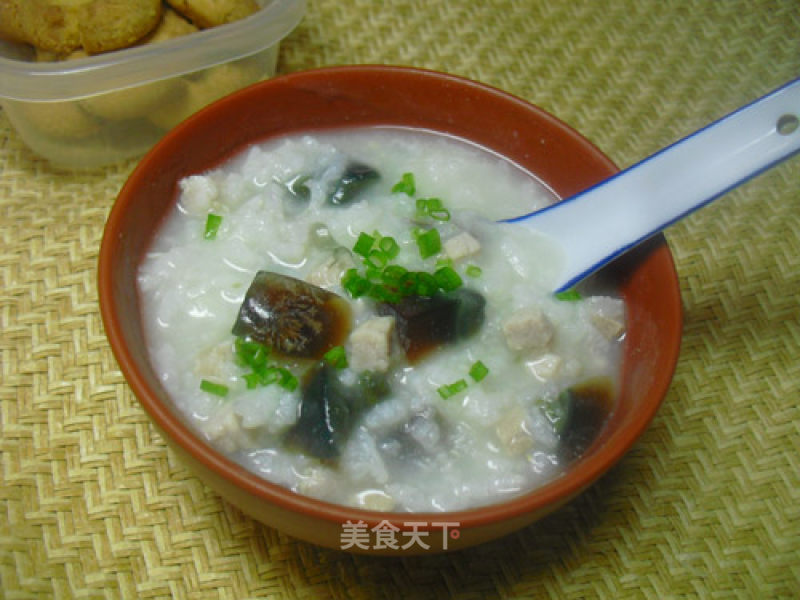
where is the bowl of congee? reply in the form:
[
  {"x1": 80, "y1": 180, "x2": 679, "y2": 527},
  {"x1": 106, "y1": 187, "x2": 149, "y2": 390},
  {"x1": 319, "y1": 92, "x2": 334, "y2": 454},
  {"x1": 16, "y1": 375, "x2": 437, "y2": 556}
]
[{"x1": 98, "y1": 65, "x2": 682, "y2": 554}]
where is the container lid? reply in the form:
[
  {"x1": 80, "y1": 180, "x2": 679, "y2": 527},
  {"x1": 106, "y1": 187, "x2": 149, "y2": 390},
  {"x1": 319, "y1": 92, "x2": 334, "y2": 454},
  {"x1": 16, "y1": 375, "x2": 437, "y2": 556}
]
[{"x1": 0, "y1": 0, "x2": 305, "y2": 101}]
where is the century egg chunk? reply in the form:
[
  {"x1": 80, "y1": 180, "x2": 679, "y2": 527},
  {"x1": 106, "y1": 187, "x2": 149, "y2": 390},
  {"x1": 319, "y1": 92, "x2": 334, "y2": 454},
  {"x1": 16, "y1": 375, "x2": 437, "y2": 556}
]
[
  {"x1": 137, "y1": 128, "x2": 626, "y2": 513},
  {"x1": 232, "y1": 271, "x2": 351, "y2": 359}
]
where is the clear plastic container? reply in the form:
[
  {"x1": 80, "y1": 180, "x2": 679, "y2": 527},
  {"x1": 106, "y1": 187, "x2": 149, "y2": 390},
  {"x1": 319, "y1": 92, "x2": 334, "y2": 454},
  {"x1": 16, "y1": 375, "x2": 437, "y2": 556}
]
[{"x1": 0, "y1": 0, "x2": 305, "y2": 168}]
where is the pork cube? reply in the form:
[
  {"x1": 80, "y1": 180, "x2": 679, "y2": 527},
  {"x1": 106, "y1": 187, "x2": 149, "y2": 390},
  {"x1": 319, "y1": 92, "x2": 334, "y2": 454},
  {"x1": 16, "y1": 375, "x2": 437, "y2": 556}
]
[
  {"x1": 199, "y1": 403, "x2": 257, "y2": 454},
  {"x1": 585, "y1": 296, "x2": 626, "y2": 340},
  {"x1": 347, "y1": 316, "x2": 395, "y2": 373},
  {"x1": 444, "y1": 231, "x2": 481, "y2": 261},
  {"x1": 495, "y1": 405, "x2": 535, "y2": 456},
  {"x1": 502, "y1": 306, "x2": 554, "y2": 352},
  {"x1": 525, "y1": 352, "x2": 563, "y2": 381}
]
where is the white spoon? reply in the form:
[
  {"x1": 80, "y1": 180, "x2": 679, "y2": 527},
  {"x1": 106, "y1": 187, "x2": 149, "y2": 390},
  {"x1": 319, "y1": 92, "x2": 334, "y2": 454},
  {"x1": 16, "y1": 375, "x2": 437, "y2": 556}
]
[{"x1": 507, "y1": 77, "x2": 800, "y2": 292}]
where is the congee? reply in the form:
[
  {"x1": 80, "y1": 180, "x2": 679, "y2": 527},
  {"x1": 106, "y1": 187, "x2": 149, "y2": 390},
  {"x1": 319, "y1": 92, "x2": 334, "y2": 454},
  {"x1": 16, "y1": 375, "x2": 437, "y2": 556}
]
[{"x1": 137, "y1": 128, "x2": 626, "y2": 512}]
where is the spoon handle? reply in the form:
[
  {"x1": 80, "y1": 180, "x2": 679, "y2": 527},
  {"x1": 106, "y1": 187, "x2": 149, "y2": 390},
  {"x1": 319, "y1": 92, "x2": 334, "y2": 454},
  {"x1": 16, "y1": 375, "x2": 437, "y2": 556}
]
[{"x1": 511, "y1": 77, "x2": 800, "y2": 292}]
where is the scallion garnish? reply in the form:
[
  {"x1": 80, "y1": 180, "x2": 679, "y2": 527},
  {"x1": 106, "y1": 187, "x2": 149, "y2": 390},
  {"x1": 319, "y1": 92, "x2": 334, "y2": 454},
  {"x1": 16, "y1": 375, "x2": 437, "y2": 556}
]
[
  {"x1": 203, "y1": 213, "x2": 223, "y2": 240},
  {"x1": 200, "y1": 379, "x2": 229, "y2": 397},
  {"x1": 435, "y1": 257, "x2": 454, "y2": 269},
  {"x1": 342, "y1": 268, "x2": 371, "y2": 298},
  {"x1": 353, "y1": 232, "x2": 375, "y2": 257},
  {"x1": 434, "y1": 266, "x2": 463, "y2": 292},
  {"x1": 234, "y1": 337, "x2": 270, "y2": 368},
  {"x1": 378, "y1": 236, "x2": 400, "y2": 259},
  {"x1": 232, "y1": 336, "x2": 298, "y2": 393},
  {"x1": 258, "y1": 366, "x2": 282, "y2": 386},
  {"x1": 414, "y1": 271, "x2": 439, "y2": 296},
  {"x1": 243, "y1": 372, "x2": 261, "y2": 389},
  {"x1": 465, "y1": 264, "x2": 482, "y2": 278},
  {"x1": 278, "y1": 368, "x2": 299, "y2": 391},
  {"x1": 469, "y1": 360, "x2": 489, "y2": 382},
  {"x1": 381, "y1": 264, "x2": 408, "y2": 283},
  {"x1": 323, "y1": 345, "x2": 348, "y2": 369},
  {"x1": 391, "y1": 172, "x2": 416, "y2": 196},
  {"x1": 555, "y1": 289, "x2": 582, "y2": 301},
  {"x1": 437, "y1": 379, "x2": 468, "y2": 399},
  {"x1": 365, "y1": 249, "x2": 389, "y2": 270},
  {"x1": 416, "y1": 197, "x2": 451, "y2": 221},
  {"x1": 415, "y1": 228, "x2": 441, "y2": 259}
]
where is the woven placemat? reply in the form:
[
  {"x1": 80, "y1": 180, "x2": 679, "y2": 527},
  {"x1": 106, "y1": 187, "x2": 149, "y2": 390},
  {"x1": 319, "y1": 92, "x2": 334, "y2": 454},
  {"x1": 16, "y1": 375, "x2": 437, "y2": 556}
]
[{"x1": 2, "y1": 1, "x2": 799, "y2": 598}]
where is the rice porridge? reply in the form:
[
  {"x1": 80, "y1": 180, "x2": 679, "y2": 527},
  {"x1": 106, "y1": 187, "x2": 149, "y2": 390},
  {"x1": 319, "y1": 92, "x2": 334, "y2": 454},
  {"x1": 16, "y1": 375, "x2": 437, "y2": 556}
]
[{"x1": 137, "y1": 128, "x2": 626, "y2": 513}]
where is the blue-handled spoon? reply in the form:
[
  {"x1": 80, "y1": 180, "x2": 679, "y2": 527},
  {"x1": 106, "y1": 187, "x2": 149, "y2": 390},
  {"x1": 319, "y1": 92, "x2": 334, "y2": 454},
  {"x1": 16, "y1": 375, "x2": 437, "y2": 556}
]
[{"x1": 507, "y1": 77, "x2": 800, "y2": 292}]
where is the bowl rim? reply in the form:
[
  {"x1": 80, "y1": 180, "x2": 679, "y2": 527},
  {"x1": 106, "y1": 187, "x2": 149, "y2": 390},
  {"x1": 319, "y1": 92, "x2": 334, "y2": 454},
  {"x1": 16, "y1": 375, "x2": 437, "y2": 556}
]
[{"x1": 98, "y1": 64, "x2": 682, "y2": 532}]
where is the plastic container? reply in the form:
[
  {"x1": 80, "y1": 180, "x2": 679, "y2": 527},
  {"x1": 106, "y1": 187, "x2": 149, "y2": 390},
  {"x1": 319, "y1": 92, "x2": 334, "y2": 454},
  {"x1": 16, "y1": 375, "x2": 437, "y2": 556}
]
[{"x1": 0, "y1": 0, "x2": 305, "y2": 168}]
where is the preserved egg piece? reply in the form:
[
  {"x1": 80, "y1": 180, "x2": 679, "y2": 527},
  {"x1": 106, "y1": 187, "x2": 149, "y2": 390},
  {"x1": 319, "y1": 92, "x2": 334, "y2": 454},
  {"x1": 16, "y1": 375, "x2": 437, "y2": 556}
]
[
  {"x1": 284, "y1": 363, "x2": 390, "y2": 460},
  {"x1": 231, "y1": 271, "x2": 351, "y2": 359},
  {"x1": 327, "y1": 162, "x2": 380, "y2": 206},
  {"x1": 377, "y1": 288, "x2": 486, "y2": 361},
  {"x1": 548, "y1": 377, "x2": 614, "y2": 461}
]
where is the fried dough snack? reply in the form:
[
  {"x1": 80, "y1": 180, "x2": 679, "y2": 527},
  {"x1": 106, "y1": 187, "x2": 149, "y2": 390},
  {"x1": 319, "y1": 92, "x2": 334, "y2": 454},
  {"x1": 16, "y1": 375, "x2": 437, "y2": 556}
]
[
  {"x1": 148, "y1": 59, "x2": 263, "y2": 129},
  {"x1": 79, "y1": 7, "x2": 197, "y2": 120},
  {"x1": 0, "y1": 0, "x2": 162, "y2": 54},
  {"x1": 164, "y1": 0, "x2": 259, "y2": 28},
  {"x1": 2, "y1": 1, "x2": 264, "y2": 144}
]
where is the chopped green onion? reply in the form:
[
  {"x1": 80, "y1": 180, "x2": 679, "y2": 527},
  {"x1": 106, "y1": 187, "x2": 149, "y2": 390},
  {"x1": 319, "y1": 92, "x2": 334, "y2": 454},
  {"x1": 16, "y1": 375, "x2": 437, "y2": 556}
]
[
  {"x1": 367, "y1": 283, "x2": 401, "y2": 304},
  {"x1": 378, "y1": 236, "x2": 400, "y2": 259},
  {"x1": 278, "y1": 368, "x2": 299, "y2": 391},
  {"x1": 364, "y1": 266, "x2": 383, "y2": 281},
  {"x1": 434, "y1": 266, "x2": 463, "y2": 292},
  {"x1": 323, "y1": 345, "x2": 348, "y2": 369},
  {"x1": 437, "y1": 379, "x2": 468, "y2": 399},
  {"x1": 258, "y1": 366, "x2": 282, "y2": 386},
  {"x1": 353, "y1": 232, "x2": 375, "y2": 257},
  {"x1": 231, "y1": 335, "x2": 298, "y2": 393},
  {"x1": 203, "y1": 213, "x2": 223, "y2": 240},
  {"x1": 414, "y1": 271, "x2": 439, "y2": 296},
  {"x1": 243, "y1": 372, "x2": 261, "y2": 389},
  {"x1": 391, "y1": 172, "x2": 416, "y2": 196},
  {"x1": 469, "y1": 360, "x2": 489, "y2": 382},
  {"x1": 234, "y1": 337, "x2": 270, "y2": 369},
  {"x1": 555, "y1": 289, "x2": 583, "y2": 301},
  {"x1": 342, "y1": 268, "x2": 371, "y2": 298},
  {"x1": 416, "y1": 228, "x2": 441, "y2": 259},
  {"x1": 435, "y1": 257, "x2": 454, "y2": 269},
  {"x1": 200, "y1": 379, "x2": 229, "y2": 397},
  {"x1": 416, "y1": 197, "x2": 450, "y2": 221},
  {"x1": 465, "y1": 264, "x2": 483, "y2": 278},
  {"x1": 365, "y1": 249, "x2": 389, "y2": 270},
  {"x1": 381, "y1": 264, "x2": 408, "y2": 283}
]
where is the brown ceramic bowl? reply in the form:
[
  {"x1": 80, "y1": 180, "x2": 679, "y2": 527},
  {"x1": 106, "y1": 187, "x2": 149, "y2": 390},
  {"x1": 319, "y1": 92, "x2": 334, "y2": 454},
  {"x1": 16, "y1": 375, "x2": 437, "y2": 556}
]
[{"x1": 98, "y1": 65, "x2": 682, "y2": 554}]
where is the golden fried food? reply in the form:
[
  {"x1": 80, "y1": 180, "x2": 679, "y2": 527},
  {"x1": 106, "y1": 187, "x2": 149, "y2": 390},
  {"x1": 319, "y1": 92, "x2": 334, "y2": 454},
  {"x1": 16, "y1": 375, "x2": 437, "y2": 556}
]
[
  {"x1": 0, "y1": 0, "x2": 162, "y2": 54},
  {"x1": 148, "y1": 59, "x2": 262, "y2": 129},
  {"x1": 79, "y1": 0, "x2": 162, "y2": 53},
  {"x1": 78, "y1": 8, "x2": 196, "y2": 120},
  {"x1": 0, "y1": 0, "x2": 85, "y2": 54},
  {"x1": 140, "y1": 4, "x2": 198, "y2": 44},
  {"x1": 164, "y1": 0, "x2": 259, "y2": 28},
  {"x1": 16, "y1": 99, "x2": 100, "y2": 138}
]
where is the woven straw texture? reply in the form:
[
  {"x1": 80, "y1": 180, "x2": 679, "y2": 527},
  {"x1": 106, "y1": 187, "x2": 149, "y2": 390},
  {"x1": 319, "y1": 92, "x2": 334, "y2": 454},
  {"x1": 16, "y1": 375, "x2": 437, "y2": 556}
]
[{"x1": 2, "y1": 1, "x2": 799, "y2": 598}]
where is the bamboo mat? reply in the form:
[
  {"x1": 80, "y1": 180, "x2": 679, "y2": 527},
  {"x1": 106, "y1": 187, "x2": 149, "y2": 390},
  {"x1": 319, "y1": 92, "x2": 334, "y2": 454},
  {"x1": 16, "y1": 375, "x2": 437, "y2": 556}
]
[{"x1": 2, "y1": 1, "x2": 799, "y2": 598}]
